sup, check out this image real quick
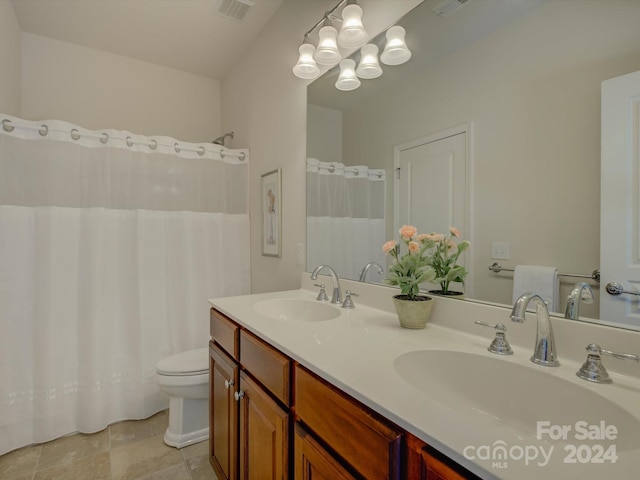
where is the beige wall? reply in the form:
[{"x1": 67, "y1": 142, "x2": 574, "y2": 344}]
[
  {"x1": 341, "y1": 0, "x2": 640, "y2": 311},
  {"x1": 21, "y1": 33, "x2": 221, "y2": 143},
  {"x1": 222, "y1": 0, "x2": 421, "y2": 293},
  {"x1": 0, "y1": 0, "x2": 22, "y2": 116}
]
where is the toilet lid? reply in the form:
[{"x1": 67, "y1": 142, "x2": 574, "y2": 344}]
[{"x1": 156, "y1": 348, "x2": 209, "y2": 376}]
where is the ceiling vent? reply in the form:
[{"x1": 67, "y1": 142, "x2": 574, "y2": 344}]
[
  {"x1": 432, "y1": 0, "x2": 470, "y2": 18},
  {"x1": 215, "y1": 0, "x2": 255, "y2": 22}
]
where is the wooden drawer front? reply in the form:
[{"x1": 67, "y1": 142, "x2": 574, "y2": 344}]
[
  {"x1": 240, "y1": 330, "x2": 290, "y2": 405},
  {"x1": 294, "y1": 365, "x2": 402, "y2": 480},
  {"x1": 210, "y1": 308, "x2": 239, "y2": 360}
]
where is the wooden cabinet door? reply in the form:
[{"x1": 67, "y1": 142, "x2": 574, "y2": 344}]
[
  {"x1": 294, "y1": 423, "x2": 356, "y2": 480},
  {"x1": 210, "y1": 342, "x2": 239, "y2": 480},
  {"x1": 239, "y1": 372, "x2": 289, "y2": 480}
]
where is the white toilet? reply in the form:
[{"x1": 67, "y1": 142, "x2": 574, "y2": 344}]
[{"x1": 156, "y1": 347, "x2": 209, "y2": 448}]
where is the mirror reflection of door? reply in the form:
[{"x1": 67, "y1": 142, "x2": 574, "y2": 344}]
[
  {"x1": 600, "y1": 69, "x2": 640, "y2": 328},
  {"x1": 394, "y1": 126, "x2": 471, "y2": 295}
]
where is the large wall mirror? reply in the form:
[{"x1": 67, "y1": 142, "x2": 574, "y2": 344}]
[{"x1": 306, "y1": 0, "x2": 640, "y2": 330}]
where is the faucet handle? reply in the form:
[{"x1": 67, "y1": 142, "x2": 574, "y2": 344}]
[
  {"x1": 577, "y1": 343, "x2": 639, "y2": 384},
  {"x1": 342, "y1": 290, "x2": 358, "y2": 309},
  {"x1": 475, "y1": 321, "x2": 513, "y2": 355},
  {"x1": 314, "y1": 284, "x2": 329, "y2": 302}
]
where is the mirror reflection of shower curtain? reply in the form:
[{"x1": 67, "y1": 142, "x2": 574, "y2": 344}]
[
  {"x1": 306, "y1": 158, "x2": 386, "y2": 283},
  {"x1": 0, "y1": 115, "x2": 250, "y2": 455}
]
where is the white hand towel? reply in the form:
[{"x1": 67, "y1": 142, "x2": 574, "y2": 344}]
[{"x1": 512, "y1": 265, "x2": 559, "y2": 313}]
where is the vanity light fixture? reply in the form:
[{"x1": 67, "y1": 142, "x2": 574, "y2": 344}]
[
  {"x1": 337, "y1": 1, "x2": 368, "y2": 49},
  {"x1": 292, "y1": 0, "x2": 368, "y2": 78},
  {"x1": 292, "y1": 36, "x2": 320, "y2": 80},
  {"x1": 292, "y1": 0, "x2": 412, "y2": 89},
  {"x1": 356, "y1": 44, "x2": 382, "y2": 79},
  {"x1": 314, "y1": 20, "x2": 341, "y2": 66},
  {"x1": 335, "y1": 59, "x2": 361, "y2": 91}
]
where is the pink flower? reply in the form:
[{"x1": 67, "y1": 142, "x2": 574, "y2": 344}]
[
  {"x1": 399, "y1": 225, "x2": 417, "y2": 240},
  {"x1": 427, "y1": 233, "x2": 445, "y2": 242},
  {"x1": 382, "y1": 240, "x2": 397, "y2": 253},
  {"x1": 449, "y1": 226, "x2": 461, "y2": 238},
  {"x1": 447, "y1": 239, "x2": 456, "y2": 253},
  {"x1": 408, "y1": 241, "x2": 420, "y2": 253}
]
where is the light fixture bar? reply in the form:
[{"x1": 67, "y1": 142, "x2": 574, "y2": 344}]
[{"x1": 300, "y1": 0, "x2": 348, "y2": 43}]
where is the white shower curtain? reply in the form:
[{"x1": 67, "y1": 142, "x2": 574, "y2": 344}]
[
  {"x1": 0, "y1": 115, "x2": 250, "y2": 455},
  {"x1": 306, "y1": 158, "x2": 386, "y2": 283}
]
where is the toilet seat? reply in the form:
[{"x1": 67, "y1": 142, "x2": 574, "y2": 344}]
[{"x1": 156, "y1": 348, "x2": 209, "y2": 376}]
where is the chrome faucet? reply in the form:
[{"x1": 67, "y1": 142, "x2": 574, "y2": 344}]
[
  {"x1": 510, "y1": 292, "x2": 560, "y2": 366},
  {"x1": 310, "y1": 265, "x2": 342, "y2": 304},
  {"x1": 564, "y1": 282, "x2": 594, "y2": 320},
  {"x1": 358, "y1": 262, "x2": 384, "y2": 282}
]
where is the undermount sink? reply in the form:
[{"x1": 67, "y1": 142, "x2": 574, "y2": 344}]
[
  {"x1": 253, "y1": 298, "x2": 341, "y2": 322},
  {"x1": 394, "y1": 350, "x2": 640, "y2": 451}
]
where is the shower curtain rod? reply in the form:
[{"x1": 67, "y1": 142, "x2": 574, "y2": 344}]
[{"x1": 1, "y1": 117, "x2": 246, "y2": 161}]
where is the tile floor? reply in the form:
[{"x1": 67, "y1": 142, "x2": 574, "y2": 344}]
[{"x1": 0, "y1": 410, "x2": 218, "y2": 480}]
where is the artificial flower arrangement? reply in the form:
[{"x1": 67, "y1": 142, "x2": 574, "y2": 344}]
[
  {"x1": 383, "y1": 225, "x2": 470, "y2": 298},
  {"x1": 382, "y1": 225, "x2": 437, "y2": 300}
]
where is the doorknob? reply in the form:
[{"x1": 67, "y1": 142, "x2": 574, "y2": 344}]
[{"x1": 605, "y1": 281, "x2": 640, "y2": 296}]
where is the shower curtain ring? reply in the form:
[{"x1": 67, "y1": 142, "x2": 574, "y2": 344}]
[{"x1": 2, "y1": 119, "x2": 14, "y2": 132}]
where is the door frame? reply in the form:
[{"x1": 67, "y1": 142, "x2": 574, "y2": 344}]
[{"x1": 393, "y1": 122, "x2": 474, "y2": 297}]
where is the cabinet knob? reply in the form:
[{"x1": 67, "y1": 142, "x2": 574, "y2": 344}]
[
  {"x1": 234, "y1": 390, "x2": 245, "y2": 401},
  {"x1": 224, "y1": 379, "x2": 234, "y2": 389}
]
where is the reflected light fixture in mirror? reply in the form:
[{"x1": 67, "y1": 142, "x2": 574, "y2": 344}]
[
  {"x1": 336, "y1": 59, "x2": 361, "y2": 91},
  {"x1": 337, "y1": 2, "x2": 368, "y2": 48},
  {"x1": 381, "y1": 26, "x2": 412, "y2": 65},
  {"x1": 356, "y1": 44, "x2": 383, "y2": 79}
]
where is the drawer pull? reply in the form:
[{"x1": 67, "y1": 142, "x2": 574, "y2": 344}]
[
  {"x1": 234, "y1": 390, "x2": 245, "y2": 401},
  {"x1": 224, "y1": 379, "x2": 234, "y2": 389}
]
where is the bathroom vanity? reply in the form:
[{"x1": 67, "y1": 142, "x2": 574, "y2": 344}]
[
  {"x1": 208, "y1": 307, "x2": 473, "y2": 479},
  {"x1": 208, "y1": 275, "x2": 640, "y2": 480}
]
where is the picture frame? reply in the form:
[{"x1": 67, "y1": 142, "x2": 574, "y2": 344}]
[{"x1": 261, "y1": 169, "x2": 282, "y2": 257}]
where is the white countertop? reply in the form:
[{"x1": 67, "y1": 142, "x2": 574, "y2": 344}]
[{"x1": 209, "y1": 275, "x2": 640, "y2": 480}]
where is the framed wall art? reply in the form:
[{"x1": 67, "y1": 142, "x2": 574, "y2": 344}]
[{"x1": 261, "y1": 169, "x2": 281, "y2": 257}]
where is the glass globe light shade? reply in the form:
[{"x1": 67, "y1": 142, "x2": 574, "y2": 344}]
[
  {"x1": 293, "y1": 43, "x2": 320, "y2": 79},
  {"x1": 337, "y1": 4, "x2": 368, "y2": 49},
  {"x1": 381, "y1": 26, "x2": 412, "y2": 66},
  {"x1": 335, "y1": 59, "x2": 361, "y2": 91},
  {"x1": 356, "y1": 44, "x2": 382, "y2": 79},
  {"x1": 314, "y1": 25, "x2": 341, "y2": 65}
]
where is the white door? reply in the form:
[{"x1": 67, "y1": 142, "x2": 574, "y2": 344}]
[
  {"x1": 394, "y1": 126, "x2": 470, "y2": 294},
  {"x1": 600, "y1": 70, "x2": 640, "y2": 329}
]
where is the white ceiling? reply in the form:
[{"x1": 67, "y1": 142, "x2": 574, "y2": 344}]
[{"x1": 10, "y1": 0, "x2": 284, "y2": 80}]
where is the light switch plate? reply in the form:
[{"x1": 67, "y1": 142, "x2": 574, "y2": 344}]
[{"x1": 491, "y1": 241, "x2": 510, "y2": 260}]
